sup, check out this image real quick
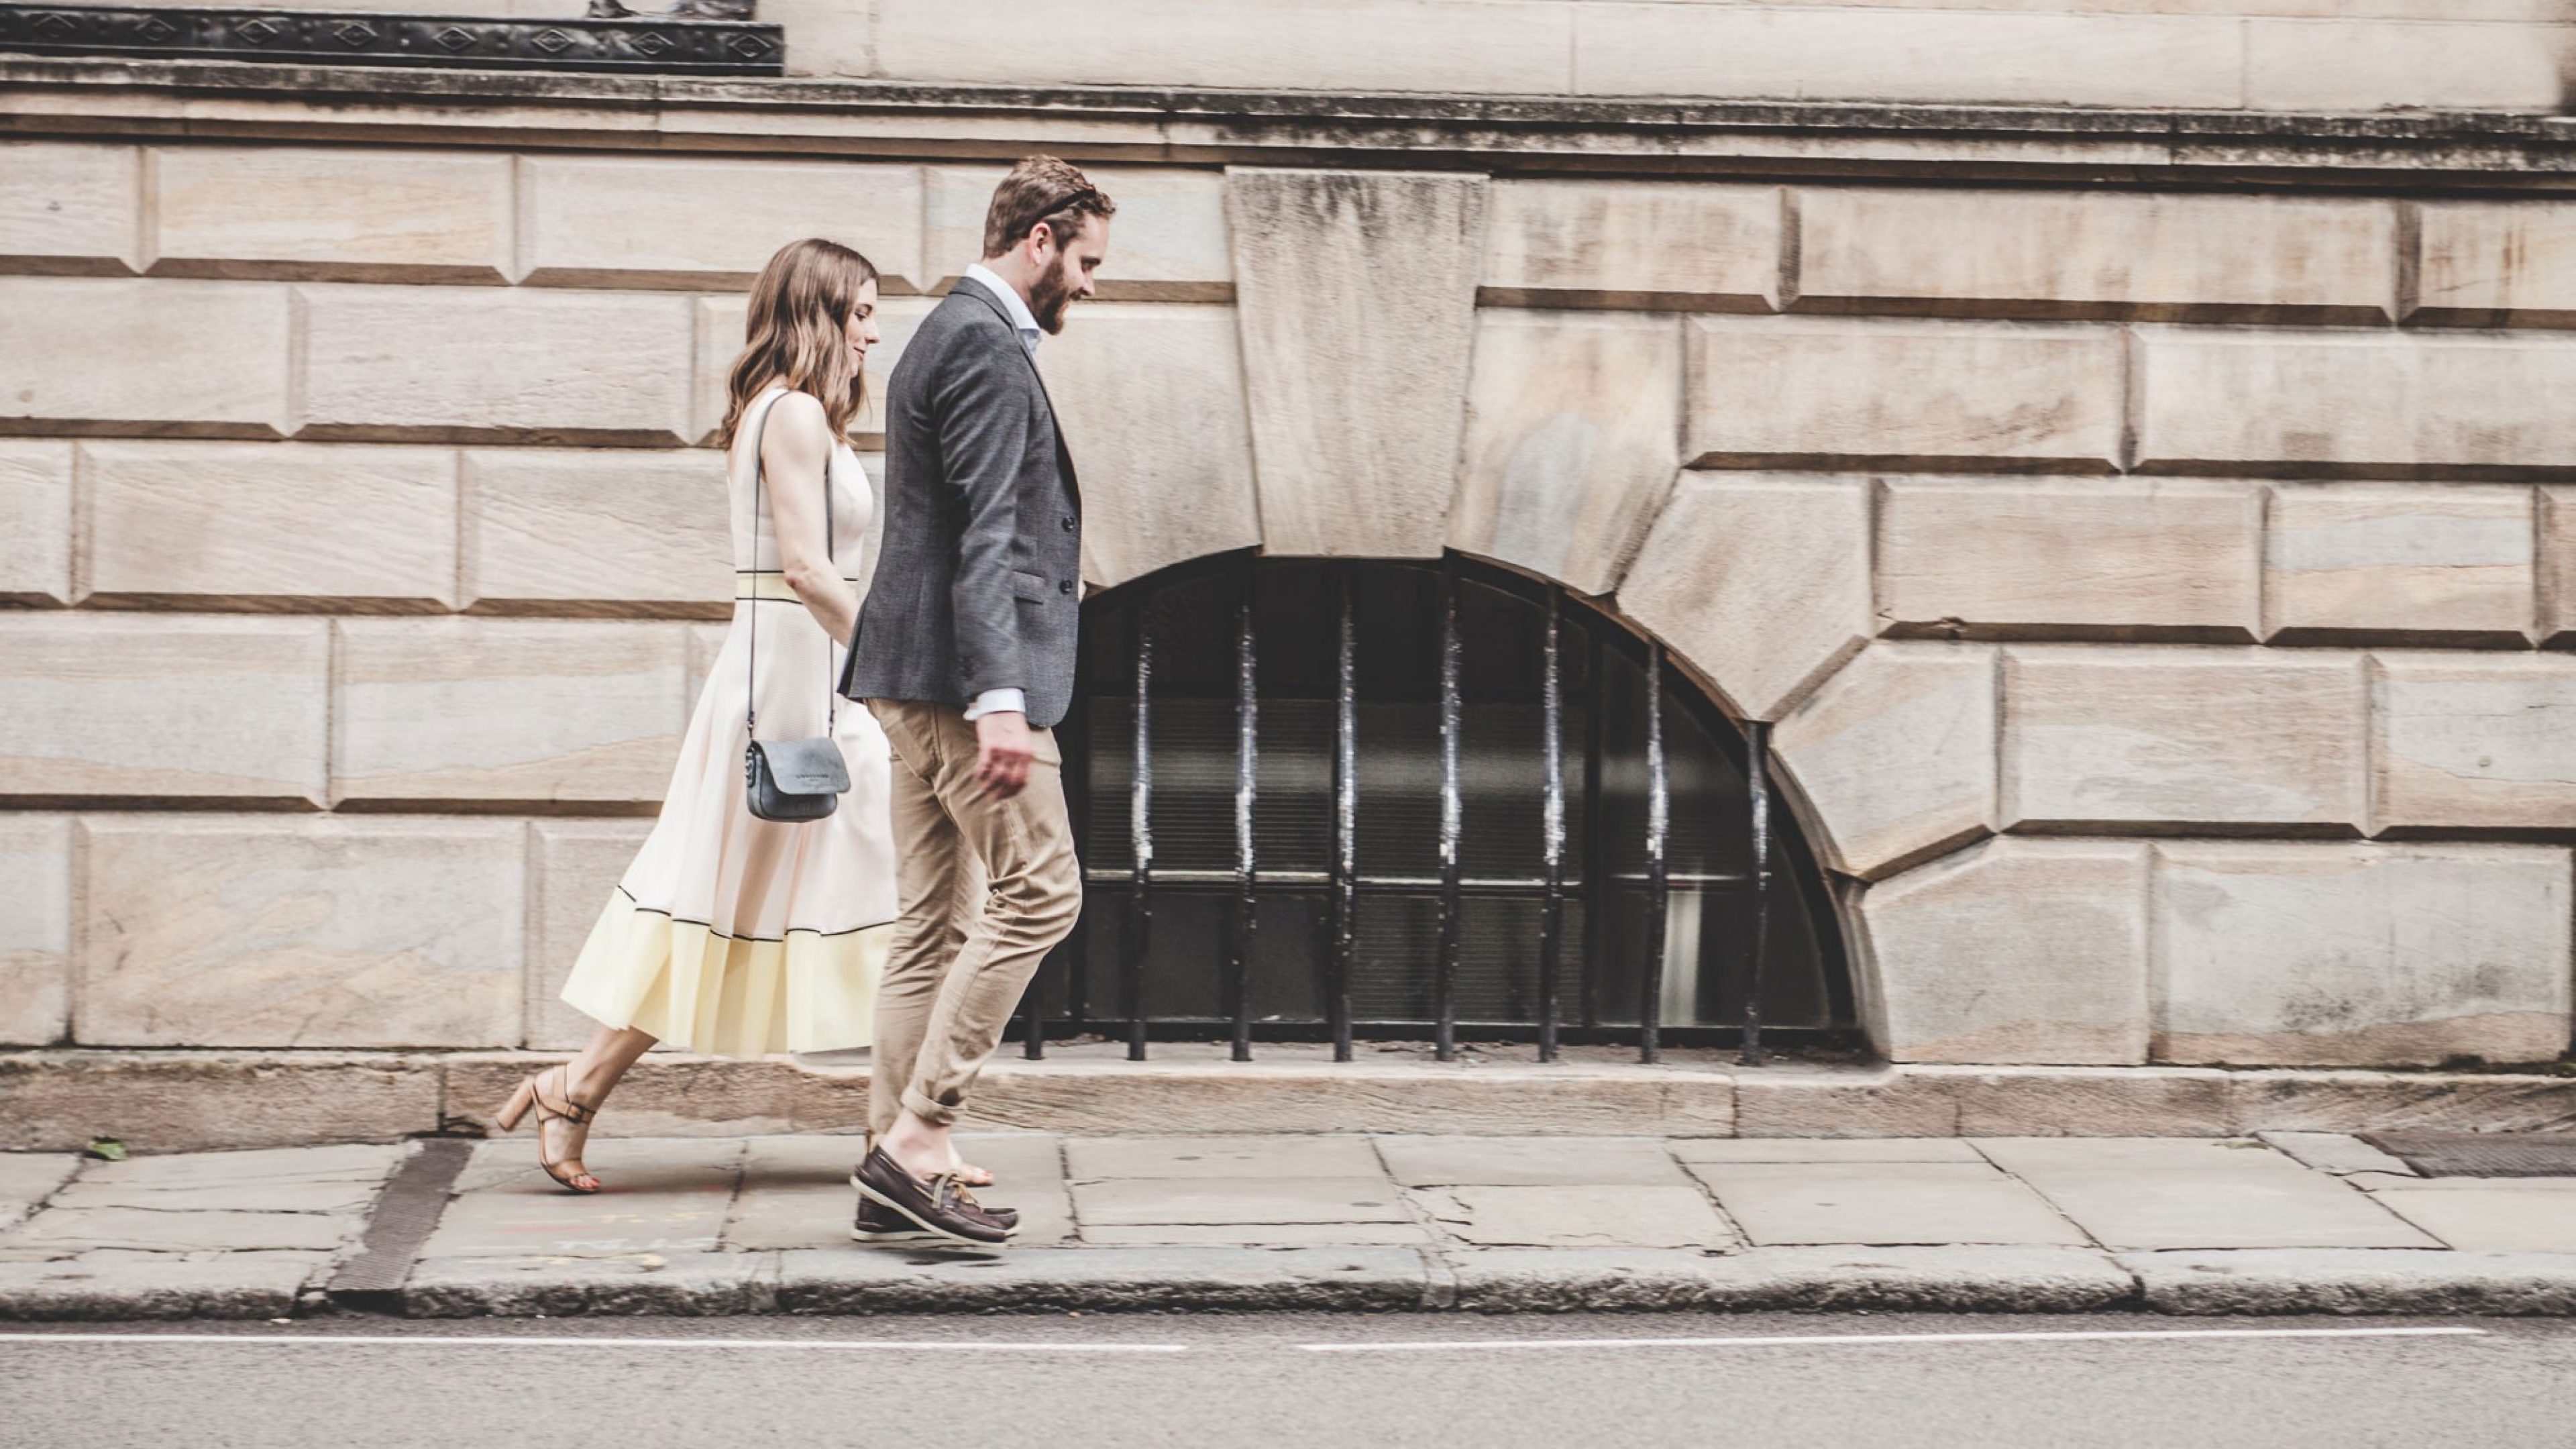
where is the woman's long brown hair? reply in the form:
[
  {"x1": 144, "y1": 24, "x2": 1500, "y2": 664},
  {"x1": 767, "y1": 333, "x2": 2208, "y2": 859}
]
[{"x1": 716, "y1": 237, "x2": 879, "y2": 451}]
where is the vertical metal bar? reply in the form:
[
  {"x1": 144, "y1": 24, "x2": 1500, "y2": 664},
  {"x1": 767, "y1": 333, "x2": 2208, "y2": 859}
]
[
  {"x1": 1065, "y1": 680, "x2": 1091, "y2": 1035},
  {"x1": 1230, "y1": 555, "x2": 1258, "y2": 1063},
  {"x1": 1330, "y1": 566, "x2": 1358, "y2": 1063},
  {"x1": 1126, "y1": 605, "x2": 1152, "y2": 1062},
  {"x1": 1537, "y1": 585, "x2": 1565, "y2": 1064},
  {"x1": 1578, "y1": 631, "x2": 1609, "y2": 1030},
  {"x1": 1434, "y1": 557, "x2": 1463, "y2": 1063},
  {"x1": 1639, "y1": 640, "x2": 1669, "y2": 1064},
  {"x1": 1740, "y1": 719, "x2": 1773, "y2": 1068}
]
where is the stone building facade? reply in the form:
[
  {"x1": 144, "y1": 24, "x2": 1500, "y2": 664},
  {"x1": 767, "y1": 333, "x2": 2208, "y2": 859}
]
[{"x1": 4, "y1": 1, "x2": 2576, "y2": 1144}]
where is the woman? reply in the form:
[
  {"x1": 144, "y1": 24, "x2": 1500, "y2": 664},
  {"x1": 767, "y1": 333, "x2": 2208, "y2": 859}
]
[{"x1": 496, "y1": 238, "x2": 898, "y2": 1193}]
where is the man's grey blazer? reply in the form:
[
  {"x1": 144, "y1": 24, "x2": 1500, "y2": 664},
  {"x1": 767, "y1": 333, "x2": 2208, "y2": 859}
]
[{"x1": 843, "y1": 277, "x2": 1083, "y2": 729}]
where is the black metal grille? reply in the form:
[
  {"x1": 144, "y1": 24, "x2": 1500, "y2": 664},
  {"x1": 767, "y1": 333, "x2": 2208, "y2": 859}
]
[{"x1": 1014, "y1": 553, "x2": 1852, "y2": 1063}]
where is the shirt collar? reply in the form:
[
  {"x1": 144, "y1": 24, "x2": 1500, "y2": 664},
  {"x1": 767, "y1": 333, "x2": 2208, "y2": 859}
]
[{"x1": 963, "y1": 263, "x2": 1042, "y2": 353}]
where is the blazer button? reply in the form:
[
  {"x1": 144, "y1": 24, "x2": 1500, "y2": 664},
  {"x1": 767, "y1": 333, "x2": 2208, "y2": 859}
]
[
  {"x1": 1061, "y1": 515, "x2": 1076, "y2": 531},
  {"x1": 1059, "y1": 579, "x2": 1075, "y2": 595}
]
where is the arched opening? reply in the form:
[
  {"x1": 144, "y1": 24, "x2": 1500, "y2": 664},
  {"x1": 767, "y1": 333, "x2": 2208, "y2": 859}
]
[{"x1": 1012, "y1": 552, "x2": 1856, "y2": 1060}]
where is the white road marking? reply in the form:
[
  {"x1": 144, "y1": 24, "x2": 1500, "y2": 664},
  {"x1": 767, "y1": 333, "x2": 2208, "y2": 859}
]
[
  {"x1": 0, "y1": 1333, "x2": 1185, "y2": 1353},
  {"x1": 1295, "y1": 1326, "x2": 2489, "y2": 1353}
]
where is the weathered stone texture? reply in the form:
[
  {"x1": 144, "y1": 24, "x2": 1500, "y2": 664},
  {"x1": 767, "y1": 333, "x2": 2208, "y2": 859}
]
[
  {"x1": 0, "y1": 816, "x2": 72, "y2": 1046},
  {"x1": 1619, "y1": 475, "x2": 1871, "y2": 720},
  {"x1": 1450, "y1": 309, "x2": 1680, "y2": 595},
  {"x1": 2002, "y1": 647, "x2": 2365, "y2": 832},
  {"x1": 78, "y1": 816, "x2": 527, "y2": 1049},
  {"x1": 2545, "y1": 488, "x2": 2576, "y2": 647},
  {"x1": 1686, "y1": 318, "x2": 2123, "y2": 470},
  {"x1": 0, "y1": 1052, "x2": 442, "y2": 1152},
  {"x1": 2415, "y1": 202, "x2": 2576, "y2": 327},
  {"x1": 1228, "y1": 169, "x2": 1485, "y2": 557},
  {"x1": 920, "y1": 166, "x2": 1230, "y2": 294},
  {"x1": 0, "y1": 441, "x2": 74, "y2": 604},
  {"x1": 1796, "y1": 189, "x2": 2396, "y2": 322},
  {"x1": 2371, "y1": 653, "x2": 2576, "y2": 834},
  {"x1": 301, "y1": 284, "x2": 695, "y2": 445},
  {"x1": 1034, "y1": 303, "x2": 1260, "y2": 589},
  {"x1": 1481, "y1": 181, "x2": 1780, "y2": 309},
  {"x1": 0, "y1": 278, "x2": 292, "y2": 435},
  {"x1": 80, "y1": 440, "x2": 459, "y2": 609},
  {"x1": 0, "y1": 142, "x2": 138, "y2": 273},
  {"x1": 2263, "y1": 484, "x2": 2534, "y2": 645},
  {"x1": 1876, "y1": 477, "x2": 2259, "y2": 639},
  {"x1": 331, "y1": 619, "x2": 690, "y2": 806},
  {"x1": 0, "y1": 614, "x2": 329, "y2": 804},
  {"x1": 526, "y1": 819, "x2": 653, "y2": 1051},
  {"x1": 2136, "y1": 331, "x2": 2576, "y2": 478},
  {"x1": 1857, "y1": 839, "x2": 2150, "y2": 1065},
  {"x1": 519, "y1": 157, "x2": 925, "y2": 291},
  {"x1": 150, "y1": 147, "x2": 512, "y2": 283},
  {"x1": 2153, "y1": 841, "x2": 2573, "y2": 1067},
  {"x1": 1772, "y1": 642, "x2": 1996, "y2": 880},
  {"x1": 690, "y1": 294, "x2": 934, "y2": 445},
  {"x1": 2242, "y1": 19, "x2": 2574, "y2": 111},
  {"x1": 462, "y1": 448, "x2": 731, "y2": 614}
]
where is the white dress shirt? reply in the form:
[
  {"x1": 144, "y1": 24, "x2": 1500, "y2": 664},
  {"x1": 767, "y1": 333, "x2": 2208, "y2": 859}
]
[{"x1": 959, "y1": 263, "x2": 1042, "y2": 722}]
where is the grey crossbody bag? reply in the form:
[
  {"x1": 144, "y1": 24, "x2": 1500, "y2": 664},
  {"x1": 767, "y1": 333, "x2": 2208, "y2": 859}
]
[{"x1": 741, "y1": 396, "x2": 853, "y2": 823}]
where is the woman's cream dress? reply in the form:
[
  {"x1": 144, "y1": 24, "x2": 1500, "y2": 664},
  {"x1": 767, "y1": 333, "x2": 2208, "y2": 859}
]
[{"x1": 558, "y1": 386, "x2": 897, "y2": 1055}]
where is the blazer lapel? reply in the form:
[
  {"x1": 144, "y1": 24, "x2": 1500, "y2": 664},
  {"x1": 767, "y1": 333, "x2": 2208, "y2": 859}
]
[{"x1": 949, "y1": 276, "x2": 1080, "y2": 511}]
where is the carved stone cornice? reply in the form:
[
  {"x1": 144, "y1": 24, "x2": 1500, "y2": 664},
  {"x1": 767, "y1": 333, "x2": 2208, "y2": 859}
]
[{"x1": 0, "y1": 4, "x2": 780, "y2": 74}]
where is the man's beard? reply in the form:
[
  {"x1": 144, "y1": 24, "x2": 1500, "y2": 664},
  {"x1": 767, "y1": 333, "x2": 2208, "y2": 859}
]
[{"x1": 1030, "y1": 263, "x2": 1077, "y2": 335}]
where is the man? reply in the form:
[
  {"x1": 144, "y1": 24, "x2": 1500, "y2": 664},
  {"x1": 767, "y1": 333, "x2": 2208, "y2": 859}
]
[{"x1": 841, "y1": 156, "x2": 1112, "y2": 1245}]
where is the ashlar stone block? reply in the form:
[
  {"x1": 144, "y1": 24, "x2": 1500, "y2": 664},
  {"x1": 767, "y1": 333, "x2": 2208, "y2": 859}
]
[
  {"x1": 2416, "y1": 202, "x2": 2576, "y2": 329},
  {"x1": 519, "y1": 156, "x2": 925, "y2": 292},
  {"x1": 80, "y1": 440, "x2": 459, "y2": 610},
  {"x1": 526, "y1": 819, "x2": 653, "y2": 1051},
  {"x1": 690, "y1": 294, "x2": 935, "y2": 445},
  {"x1": 78, "y1": 816, "x2": 526, "y2": 1049},
  {"x1": 1449, "y1": 309, "x2": 1681, "y2": 596},
  {"x1": 462, "y1": 448, "x2": 732, "y2": 616},
  {"x1": 150, "y1": 147, "x2": 511, "y2": 284},
  {"x1": 1228, "y1": 168, "x2": 1485, "y2": 558},
  {"x1": 1772, "y1": 642, "x2": 1996, "y2": 881},
  {"x1": 0, "y1": 278, "x2": 292, "y2": 437},
  {"x1": 1876, "y1": 476, "x2": 2260, "y2": 641},
  {"x1": 300, "y1": 284, "x2": 694, "y2": 445},
  {"x1": 2371, "y1": 653, "x2": 2576, "y2": 835},
  {"x1": 2136, "y1": 329, "x2": 2576, "y2": 479},
  {"x1": 1619, "y1": 474, "x2": 1871, "y2": 721},
  {"x1": 1796, "y1": 189, "x2": 2396, "y2": 323},
  {"x1": 1686, "y1": 317, "x2": 2123, "y2": 472},
  {"x1": 924, "y1": 166, "x2": 1231, "y2": 297},
  {"x1": 0, "y1": 614, "x2": 328, "y2": 805},
  {"x1": 1856, "y1": 838, "x2": 2151, "y2": 1066},
  {"x1": 2243, "y1": 19, "x2": 2573, "y2": 112},
  {"x1": 1036, "y1": 303, "x2": 1259, "y2": 588},
  {"x1": 1481, "y1": 181, "x2": 1781, "y2": 311},
  {"x1": 332, "y1": 619, "x2": 690, "y2": 807},
  {"x1": 2263, "y1": 484, "x2": 2534, "y2": 645},
  {"x1": 2002, "y1": 646, "x2": 2365, "y2": 832},
  {"x1": 0, "y1": 142, "x2": 140, "y2": 274},
  {"x1": 0, "y1": 816, "x2": 72, "y2": 1046},
  {"x1": 0, "y1": 441, "x2": 74, "y2": 604},
  {"x1": 2544, "y1": 487, "x2": 2576, "y2": 647},
  {"x1": 2153, "y1": 841, "x2": 2573, "y2": 1067}
]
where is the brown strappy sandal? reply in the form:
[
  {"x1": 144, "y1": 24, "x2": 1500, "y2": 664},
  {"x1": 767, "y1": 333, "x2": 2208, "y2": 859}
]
[{"x1": 493, "y1": 1065, "x2": 604, "y2": 1194}]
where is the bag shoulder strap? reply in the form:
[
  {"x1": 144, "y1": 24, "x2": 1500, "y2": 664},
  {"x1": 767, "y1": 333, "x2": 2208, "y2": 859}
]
[{"x1": 744, "y1": 388, "x2": 835, "y2": 740}]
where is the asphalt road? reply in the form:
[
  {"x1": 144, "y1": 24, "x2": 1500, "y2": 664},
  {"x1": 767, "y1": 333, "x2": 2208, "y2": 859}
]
[{"x1": 6, "y1": 1313, "x2": 2571, "y2": 1449}]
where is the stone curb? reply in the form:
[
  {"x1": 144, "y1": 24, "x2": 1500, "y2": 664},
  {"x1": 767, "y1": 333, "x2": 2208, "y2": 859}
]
[{"x1": 14, "y1": 1244, "x2": 2576, "y2": 1320}]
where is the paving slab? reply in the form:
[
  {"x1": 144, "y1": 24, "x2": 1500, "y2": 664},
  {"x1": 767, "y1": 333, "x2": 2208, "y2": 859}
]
[
  {"x1": 1375, "y1": 1136, "x2": 1690, "y2": 1186},
  {"x1": 1667, "y1": 1138, "x2": 1986, "y2": 1164},
  {"x1": 0, "y1": 1252, "x2": 329, "y2": 1320},
  {"x1": 2365, "y1": 1187, "x2": 2576, "y2": 1252},
  {"x1": 1077, "y1": 1220, "x2": 1434, "y2": 1246},
  {"x1": 955, "y1": 1132, "x2": 1068, "y2": 1185},
  {"x1": 2256, "y1": 1132, "x2": 2416, "y2": 1177},
  {"x1": 1070, "y1": 1175, "x2": 1407, "y2": 1226},
  {"x1": 44, "y1": 1176, "x2": 384, "y2": 1215},
  {"x1": 405, "y1": 1252, "x2": 780, "y2": 1317},
  {"x1": 423, "y1": 1138, "x2": 743, "y2": 1258},
  {"x1": 0, "y1": 1155, "x2": 78, "y2": 1230},
  {"x1": 776, "y1": 1244, "x2": 1430, "y2": 1312},
  {"x1": 1444, "y1": 1245, "x2": 2136, "y2": 1313},
  {"x1": 1973, "y1": 1138, "x2": 2437, "y2": 1250},
  {"x1": 2124, "y1": 1249, "x2": 2576, "y2": 1316},
  {"x1": 4, "y1": 1206, "x2": 353, "y2": 1254},
  {"x1": 1410, "y1": 1185, "x2": 1734, "y2": 1249},
  {"x1": 1065, "y1": 1135, "x2": 1385, "y2": 1180},
  {"x1": 448, "y1": 1134, "x2": 739, "y2": 1195},
  {"x1": 77, "y1": 1144, "x2": 401, "y2": 1187},
  {"x1": 1688, "y1": 1161, "x2": 2090, "y2": 1246}
]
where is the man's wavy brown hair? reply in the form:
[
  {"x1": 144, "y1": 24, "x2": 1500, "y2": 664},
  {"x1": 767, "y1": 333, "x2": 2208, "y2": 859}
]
[
  {"x1": 717, "y1": 237, "x2": 879, "y2": 451},
  {"x1": 981, "y1": 155, "x2": 1116, "y2": 259}
]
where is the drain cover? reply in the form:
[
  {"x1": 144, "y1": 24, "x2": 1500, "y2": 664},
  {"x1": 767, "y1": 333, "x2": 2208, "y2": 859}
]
[{"x1": 2358, "y1": 1131, "x2": 2576, "y2": 1178}]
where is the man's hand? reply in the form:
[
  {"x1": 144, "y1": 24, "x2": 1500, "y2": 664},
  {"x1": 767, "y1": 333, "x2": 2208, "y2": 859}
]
[{"x1": 974, "y1": 710, "x2": 1035, "y2": 800}]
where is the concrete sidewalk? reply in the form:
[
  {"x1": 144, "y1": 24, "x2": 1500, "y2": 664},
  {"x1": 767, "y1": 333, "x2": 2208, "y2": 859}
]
[{"x1": 6, "y1": 1131, "x2": 2576, "y2": 1320}]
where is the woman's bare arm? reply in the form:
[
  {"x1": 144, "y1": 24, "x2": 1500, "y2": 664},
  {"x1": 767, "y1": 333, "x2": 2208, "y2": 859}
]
[{"x1": 759, "y1": 390, "x2": 861, "y2": 646}]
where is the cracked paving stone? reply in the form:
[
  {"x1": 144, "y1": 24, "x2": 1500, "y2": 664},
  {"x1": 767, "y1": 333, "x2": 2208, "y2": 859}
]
[
  {"x1": 0, "y1": 1155, "x2": 79, "y2": 1231},
  {"x1": 1686, "y1": 1161, "x2": 2091, "y2": 1247},
  {"x1": 1375, "y1": 1136, "x2": 1691, "y2": 1187},
  {"x1": 5, "y1": 1206, "x2": 354, "y2": 1254},
  {"x1": 1070, "y1": 1176, "x2": 1407, "y2": 1227},
  {"x1": 1411, "y1": 1185, "x2": 1737, "y2": 1249},
  {"x1": 44, "y1": 1177, "x2": 382, "y2": 1216},
  {"x1": 1066, "y1": 1136, "x2": 1384, "y2": 1180}
]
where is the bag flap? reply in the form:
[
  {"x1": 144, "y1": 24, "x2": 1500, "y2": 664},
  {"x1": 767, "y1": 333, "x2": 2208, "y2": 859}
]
[{"x1": 749, "y1": 737, "x2": 851, "y2": 795}]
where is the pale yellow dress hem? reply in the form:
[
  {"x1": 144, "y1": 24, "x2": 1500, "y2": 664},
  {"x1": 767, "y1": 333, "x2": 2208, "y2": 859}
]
[{"x1": 559, "y1": 888, "x2": 891, "y2": 1058}]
